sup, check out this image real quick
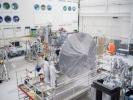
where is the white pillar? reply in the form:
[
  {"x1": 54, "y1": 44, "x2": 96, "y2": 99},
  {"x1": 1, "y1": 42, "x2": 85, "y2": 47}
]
[
  {"x1": 127, "y1": 3, "x2": 133, "y2": 51},
  {"x1": 129, "y1": 3, "x2": 133, "y2": 42}
]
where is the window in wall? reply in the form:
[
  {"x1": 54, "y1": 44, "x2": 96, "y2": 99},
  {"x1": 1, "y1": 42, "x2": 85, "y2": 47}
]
[
  {"x1": 5, "y1": 16, "x2": 11, "y2": 23},
  {"x1": 68, "y1": 6, "x2": 71, "y2": 11},
  {"x1": 41, "y1": 5, "x2": 46, "y2": 11},
  {"x1": 34, "y1": 4, "x2": 40, "y2": 11},
  {"x1": 0, "y1": 16, "x2": 3, "y2": 23},
  {"x1": 3, "y1": 2, "x2": 10, "y2": 10},
  {"x1": 0, "y1": 3, "x2": 1, "y2": 9},
  {"x1": 13, "y1": 16, "x2": 19, "y2": 23},
  {"x1": 47, "y1": 5, "x2": 52, "y2": 11},
  {"x1": 12, "y1": 3, "x2": 19, "y2": 10},
  {"x1": 63, "y1": 6, "x2": 67, "y2": 11},
  {"x1": 72, "y1": 7, "x2": 76, "y2": 11}
]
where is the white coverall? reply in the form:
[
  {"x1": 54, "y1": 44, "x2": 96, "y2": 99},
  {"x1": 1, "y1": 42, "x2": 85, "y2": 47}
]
[
  {"x1": 49, "y1": 62, "x2": 57, "y2": 88},
  {"x1": 38, "y1": 60, "x2": 50, "y2": 84}
]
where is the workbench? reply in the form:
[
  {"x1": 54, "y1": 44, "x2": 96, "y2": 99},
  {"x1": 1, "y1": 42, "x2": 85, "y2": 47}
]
[{"x1": 92, "y1": 79, "x2": 121, "y2": 100}]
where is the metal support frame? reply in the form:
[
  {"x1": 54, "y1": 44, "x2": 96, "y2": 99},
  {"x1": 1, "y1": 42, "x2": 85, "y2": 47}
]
[{"x1": 78, "y1": 0, "x2": 80, "y2": 32}]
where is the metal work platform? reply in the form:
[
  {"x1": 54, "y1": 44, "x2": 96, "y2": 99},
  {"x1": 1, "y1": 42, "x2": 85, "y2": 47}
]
[{"x1": 16, "y1": 68, "x2": 106, "y2": 100}]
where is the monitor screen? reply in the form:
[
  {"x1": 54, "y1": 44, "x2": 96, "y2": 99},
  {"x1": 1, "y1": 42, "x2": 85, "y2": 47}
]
[{"x1": 11, "y1": 41, "x2": 20, "y2": 47}]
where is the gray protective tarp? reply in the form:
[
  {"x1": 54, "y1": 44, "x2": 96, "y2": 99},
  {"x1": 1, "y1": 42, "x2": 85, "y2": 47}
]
[{"x1": 59, "y1": 32, "x2": 96, "y2": 78}]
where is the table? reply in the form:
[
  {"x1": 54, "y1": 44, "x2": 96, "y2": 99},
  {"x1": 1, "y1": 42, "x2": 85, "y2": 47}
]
[{"x1": 92, "y1": 79, "x2": 121, "y2": 100}]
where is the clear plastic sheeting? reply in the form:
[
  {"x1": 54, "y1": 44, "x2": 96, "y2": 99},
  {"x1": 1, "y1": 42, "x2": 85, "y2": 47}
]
[
  {"x1": 53, "y1": 33, "x2": 68, "y2": 46},
  {"x1": 59, "y1": 32, "x2": 96, "y2": 78}
]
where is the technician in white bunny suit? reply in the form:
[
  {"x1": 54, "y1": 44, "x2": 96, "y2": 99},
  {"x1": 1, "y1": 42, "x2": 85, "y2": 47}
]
[
  {"x1": 38, "y1": 58, "x2": 50, "y2": 84},
  {"x1": 49, "y1": 61, "x2": 59, "y2": 88}
]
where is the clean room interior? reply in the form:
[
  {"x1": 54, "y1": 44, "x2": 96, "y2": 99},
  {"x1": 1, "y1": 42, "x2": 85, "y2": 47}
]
[{"x1": 0, "y1": 0, "x2": 133, "y2": 100}]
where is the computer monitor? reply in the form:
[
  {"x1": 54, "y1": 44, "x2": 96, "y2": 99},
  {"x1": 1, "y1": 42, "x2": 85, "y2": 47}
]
[{"x1": 11, "y1": 41, "x2": 20, "y2": 47}]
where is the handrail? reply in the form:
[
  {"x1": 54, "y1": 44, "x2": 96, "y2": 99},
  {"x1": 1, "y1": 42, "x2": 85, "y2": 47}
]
[{"x1": 56, "y1": 69, "x2": 97, "y2": 88}]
